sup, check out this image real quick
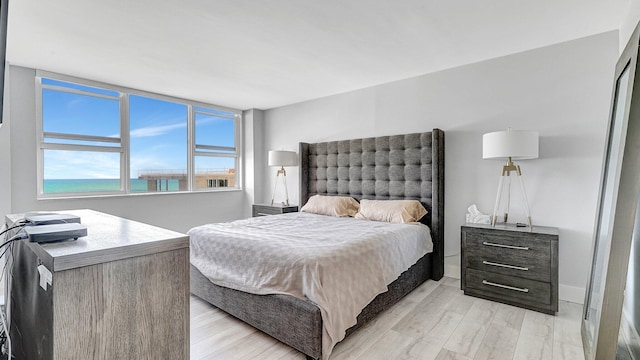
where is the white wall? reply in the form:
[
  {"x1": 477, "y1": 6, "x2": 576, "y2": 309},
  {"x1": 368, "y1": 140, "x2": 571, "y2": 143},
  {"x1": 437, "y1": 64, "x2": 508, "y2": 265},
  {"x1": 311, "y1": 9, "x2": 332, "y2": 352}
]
[
  {"x1": 619, "y1": 0, "x2": 640, "y2": 52},
  {"x1": 263, "y1": 31, "x2": 619, "y2": 303},
  {"x1": 7, "y1": 66, "x2": 247, "y2": 234},
  {"x1": 242, "y1": 109, "x2": 266, "y2": 218}
]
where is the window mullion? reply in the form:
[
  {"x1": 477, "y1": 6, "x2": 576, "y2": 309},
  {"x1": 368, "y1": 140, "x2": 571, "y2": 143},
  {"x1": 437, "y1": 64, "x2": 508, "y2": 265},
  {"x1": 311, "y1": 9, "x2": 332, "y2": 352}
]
[
  {"x1": 193, "y1": 151, "x2": 238, "y2": 158},
  {"x1": 41, "y1": 84, "x2": 120, "y2": 101},
  {"x1": 43, "y1": 132, "x2": 121, "y2": 144},
  {"x1": 41, "y1": 143, "x2": 122, "y2": 153},
  {"x1": 121, "y1": 93, "x2": 130, "y2": 193},
  {"x1": 195, "y1": 144, "x2": 236, "y2": 152},
  {"x1": 188, "y1": 104, "x2": 195, "y2": 191},
  {"x1": 193, "y1": 110, "x2": 235, "y2": 120},
  {"x1": 36, "y1": 76, "x2": 45, "y2": 197},
  {"x1": 235, "y1": 113, "x2": 241, "y2": 192}
]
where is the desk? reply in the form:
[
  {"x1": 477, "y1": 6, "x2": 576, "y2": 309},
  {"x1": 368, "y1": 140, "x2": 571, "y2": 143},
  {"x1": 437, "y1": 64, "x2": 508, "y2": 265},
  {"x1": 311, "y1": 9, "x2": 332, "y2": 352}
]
[{"x1": 5, "y1": 209, "x2": 189, "y2": 360}]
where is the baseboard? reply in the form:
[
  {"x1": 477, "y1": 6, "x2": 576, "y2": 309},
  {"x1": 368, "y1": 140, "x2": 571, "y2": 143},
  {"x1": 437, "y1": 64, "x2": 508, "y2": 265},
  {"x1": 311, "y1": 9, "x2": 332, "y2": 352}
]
[
  {"x1": 444, "y1": 254, "x2": 461, "y2": 279},
  {"x1": 559, "y1": 284, "x2": 585, "y2": 304},
  {"x1": 443, "y1": 255, "x2": 585, "y2": 304}
]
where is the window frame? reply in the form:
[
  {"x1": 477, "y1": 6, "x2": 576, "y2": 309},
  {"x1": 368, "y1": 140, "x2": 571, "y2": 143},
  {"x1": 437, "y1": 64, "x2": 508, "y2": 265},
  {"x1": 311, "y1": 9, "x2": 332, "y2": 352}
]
[
  {"x1": 36, "y1": 70, "x2": 242, "y2": 199},
  {"x1": 190, "y1": 106, "x2": 240, "y2": 191}
]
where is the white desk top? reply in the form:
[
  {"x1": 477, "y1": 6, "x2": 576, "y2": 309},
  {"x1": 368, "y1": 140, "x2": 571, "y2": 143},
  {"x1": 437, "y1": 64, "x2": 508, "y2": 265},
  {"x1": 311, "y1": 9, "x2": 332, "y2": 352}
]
[{"x1": 5, "y1": 209, "x2": 189, "y2": 271}]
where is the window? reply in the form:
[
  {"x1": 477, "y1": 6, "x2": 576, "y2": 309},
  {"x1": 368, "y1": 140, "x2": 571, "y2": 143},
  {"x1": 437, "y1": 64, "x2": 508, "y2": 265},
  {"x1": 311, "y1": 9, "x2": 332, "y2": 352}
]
[
  {"x1": 129, "y1": 95, "x2": 188, "y2": 193},
  {"x1": 37, "y1": 72, "x2": 241, "y2": 197},
  {"x1": 193, "y1": 107, "x2": 238, "y2": 190},
  {"x1": 39, "y1": 78, "x2": 124, "y2": 194}
]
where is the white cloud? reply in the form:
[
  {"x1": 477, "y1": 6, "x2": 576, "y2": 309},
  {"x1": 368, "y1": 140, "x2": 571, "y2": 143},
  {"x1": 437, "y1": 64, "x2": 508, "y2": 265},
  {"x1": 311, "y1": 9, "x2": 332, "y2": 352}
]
[
  {"x1": 110, "y1": 114, "x2": 225, "y2": 138},
  {"x1": 44, "y1": 150, "x2": 120, "y2": 179},
  {"x1": 130, "y1": 122, "x2": 186, "y2": 138}
]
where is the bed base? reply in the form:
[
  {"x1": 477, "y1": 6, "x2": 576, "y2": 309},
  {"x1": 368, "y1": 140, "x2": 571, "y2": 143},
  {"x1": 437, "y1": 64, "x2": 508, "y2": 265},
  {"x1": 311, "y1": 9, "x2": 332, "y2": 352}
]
[{"x1": 190, "y1": 254, "x2": 432, "y2": 359}]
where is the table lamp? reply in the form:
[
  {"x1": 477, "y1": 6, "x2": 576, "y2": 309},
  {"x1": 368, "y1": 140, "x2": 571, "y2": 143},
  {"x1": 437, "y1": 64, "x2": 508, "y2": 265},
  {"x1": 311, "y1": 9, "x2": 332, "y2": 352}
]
[
  {"x1": 483, "y1": 128, "x2": 539, "y2": 227},
  {"x1": 268, "y1": 150, "x2": 297, "y2": 206}
]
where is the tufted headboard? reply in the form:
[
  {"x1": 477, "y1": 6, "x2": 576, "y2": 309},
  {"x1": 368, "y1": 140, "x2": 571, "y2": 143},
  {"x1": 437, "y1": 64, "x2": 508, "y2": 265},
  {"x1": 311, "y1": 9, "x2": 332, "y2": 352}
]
[{"x1": 299, "y1": 129, "x2": 445, "y2": 280}]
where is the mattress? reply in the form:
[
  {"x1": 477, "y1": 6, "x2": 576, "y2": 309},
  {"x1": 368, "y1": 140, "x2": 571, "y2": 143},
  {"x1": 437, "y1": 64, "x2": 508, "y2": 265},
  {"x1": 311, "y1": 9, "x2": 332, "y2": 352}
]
[{"x1": 188, "y1": 212, "x2": 433, "y2": 359}]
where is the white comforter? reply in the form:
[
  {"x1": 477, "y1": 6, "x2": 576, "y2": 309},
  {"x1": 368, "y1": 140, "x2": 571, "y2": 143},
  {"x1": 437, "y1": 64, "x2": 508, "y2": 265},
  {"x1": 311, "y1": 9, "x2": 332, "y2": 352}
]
[{"x1": 188, "y1": 212, "x2": 433, "y2": 359}]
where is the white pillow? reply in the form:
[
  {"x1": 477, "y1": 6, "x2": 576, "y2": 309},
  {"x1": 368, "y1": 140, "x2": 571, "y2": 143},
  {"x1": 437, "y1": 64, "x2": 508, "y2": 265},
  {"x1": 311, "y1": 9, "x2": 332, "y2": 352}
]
[
  {"x1": 355, "y1": 199, "x2": 427, "y2": 223},
  {"x1": 300, "y1": 195, "x2": 360, "y2": 217}
]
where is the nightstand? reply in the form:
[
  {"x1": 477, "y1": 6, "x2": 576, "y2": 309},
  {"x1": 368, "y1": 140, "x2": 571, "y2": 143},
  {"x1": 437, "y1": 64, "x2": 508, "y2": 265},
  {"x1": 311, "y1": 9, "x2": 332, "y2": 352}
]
[
  {"x1": 461, "y1": 223, "x2": 559, "y2": 314},
  {"x1": 252, "y1": 203, "x2": 298, "y2": 217}
]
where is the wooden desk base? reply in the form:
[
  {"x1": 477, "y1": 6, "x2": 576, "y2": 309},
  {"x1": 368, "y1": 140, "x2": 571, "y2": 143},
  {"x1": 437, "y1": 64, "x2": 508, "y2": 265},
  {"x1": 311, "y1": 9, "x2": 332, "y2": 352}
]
[{"x1": 10, "y1": 227, "x2": 189, "y2": 359}]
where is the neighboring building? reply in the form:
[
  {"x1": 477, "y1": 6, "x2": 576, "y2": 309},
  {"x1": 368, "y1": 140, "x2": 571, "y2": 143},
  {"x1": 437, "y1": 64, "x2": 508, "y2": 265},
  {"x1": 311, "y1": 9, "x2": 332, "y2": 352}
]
[{"x1": 138, "y1": 169, "x2": 235, "y2": 191}]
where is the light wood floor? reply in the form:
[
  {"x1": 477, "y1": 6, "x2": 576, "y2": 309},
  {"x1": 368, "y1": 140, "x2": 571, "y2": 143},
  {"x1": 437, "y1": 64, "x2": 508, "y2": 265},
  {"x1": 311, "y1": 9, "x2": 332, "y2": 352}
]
[{"x1": 190, "y1": 277, "x2": 585, "y2": 360}]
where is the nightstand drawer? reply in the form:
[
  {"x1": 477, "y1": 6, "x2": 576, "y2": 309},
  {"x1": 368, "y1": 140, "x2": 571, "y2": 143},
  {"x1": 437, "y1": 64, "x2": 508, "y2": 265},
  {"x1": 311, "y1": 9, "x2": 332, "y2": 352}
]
[
  {"x1": 465, "y1": 268, "x2": 551, "y2": 307},
  {"x1": 465, "y1": 256, "x2": 550, "y2": 282},
  {"x1": 252, "y1": 204, "x2": 298, "y2": 217},
  {"x1": 465, "y1": 234, "x2": 550, "y2": 282},
  {"x1": 464, "y1": 230, "x2": 551, "y2": 258},
  {"x1": 253, "y1": 206, "x2": 282, "y2": 216}
]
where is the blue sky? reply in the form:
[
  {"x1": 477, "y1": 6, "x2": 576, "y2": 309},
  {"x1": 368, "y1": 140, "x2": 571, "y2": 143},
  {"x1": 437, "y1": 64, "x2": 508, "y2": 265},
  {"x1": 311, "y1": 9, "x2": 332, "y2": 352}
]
[{"x1": 42, "y1": 78, "x2": 235, "y2": 180}]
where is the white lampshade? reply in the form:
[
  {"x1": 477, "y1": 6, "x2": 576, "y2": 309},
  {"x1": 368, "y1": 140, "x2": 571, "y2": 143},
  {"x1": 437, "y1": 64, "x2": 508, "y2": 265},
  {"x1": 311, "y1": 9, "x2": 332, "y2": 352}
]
[
  {"x1": 268, "y1": 150, "x2": 298, "y2": 167},
  {"x1": 483, "y1": 130, "x2": 539, "y2": 160}
]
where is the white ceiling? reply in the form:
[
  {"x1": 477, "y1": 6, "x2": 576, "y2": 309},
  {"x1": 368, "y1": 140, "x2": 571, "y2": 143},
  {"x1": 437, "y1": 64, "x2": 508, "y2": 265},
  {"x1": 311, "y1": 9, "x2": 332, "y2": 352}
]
[{"x1": 6, "y1": 0, "x2": 629, "y2": 110}]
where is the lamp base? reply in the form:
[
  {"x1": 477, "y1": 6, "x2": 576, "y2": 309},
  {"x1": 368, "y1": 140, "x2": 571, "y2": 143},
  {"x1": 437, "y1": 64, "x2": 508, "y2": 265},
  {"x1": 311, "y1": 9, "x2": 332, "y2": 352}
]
[
  {"x1": 491, "y1": 215, "x2": 533, "y2": 228},
  {"x1": 270, "y1": 167, "x2": 290, "y2": 206},
  {"x1": 491, "y1": 158, "x2": 533, "y2": 228}
]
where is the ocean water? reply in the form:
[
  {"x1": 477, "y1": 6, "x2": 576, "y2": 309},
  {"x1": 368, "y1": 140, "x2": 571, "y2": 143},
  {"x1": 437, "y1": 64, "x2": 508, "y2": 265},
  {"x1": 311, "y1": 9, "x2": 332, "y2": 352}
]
[{"x1": 44, "y1": 179, "x2": 180, "y2": 193}]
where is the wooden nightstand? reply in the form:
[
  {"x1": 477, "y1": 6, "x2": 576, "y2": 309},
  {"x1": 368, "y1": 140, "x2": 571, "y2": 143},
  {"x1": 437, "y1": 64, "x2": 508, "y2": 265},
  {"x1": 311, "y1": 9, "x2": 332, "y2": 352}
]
[
  {"x1": 252, "y1": 204, "x2": 298, "y2": 217},
  {"x1": 461, "y1": 223, "x2": 559, "y2": 314}
]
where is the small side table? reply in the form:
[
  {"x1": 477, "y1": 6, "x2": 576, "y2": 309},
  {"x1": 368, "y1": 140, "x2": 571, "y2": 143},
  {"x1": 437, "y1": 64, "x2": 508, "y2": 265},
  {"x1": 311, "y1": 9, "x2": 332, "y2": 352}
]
[
  {"x1": 252, "y1": 204, "x2": 298, "y2": 217},
  {"x1": 461, "y1": 223, "x2": 559, "y2": 314}
]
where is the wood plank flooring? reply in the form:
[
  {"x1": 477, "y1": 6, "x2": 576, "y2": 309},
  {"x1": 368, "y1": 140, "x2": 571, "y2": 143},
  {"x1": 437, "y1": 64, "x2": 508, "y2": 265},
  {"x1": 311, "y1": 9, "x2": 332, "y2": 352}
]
[{"x1": 190, "y1": 277, "x2": 585, "y2": 360}]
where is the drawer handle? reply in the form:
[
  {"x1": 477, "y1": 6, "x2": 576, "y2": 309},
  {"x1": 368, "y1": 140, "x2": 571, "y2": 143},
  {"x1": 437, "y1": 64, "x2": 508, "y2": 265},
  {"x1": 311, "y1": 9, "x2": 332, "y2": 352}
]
[
  {"x1": 256, "y1": 213, "x2": 271, "y2": 216},
  {"x1": 483, "y1": 261, "x2": 529, "y2": 271},
  {"x1": 482, "y1": 280, "x2": 529, "y2": 293},
  {"x1": 482, "y1": 241, "x2": 529, "y2": 250}
]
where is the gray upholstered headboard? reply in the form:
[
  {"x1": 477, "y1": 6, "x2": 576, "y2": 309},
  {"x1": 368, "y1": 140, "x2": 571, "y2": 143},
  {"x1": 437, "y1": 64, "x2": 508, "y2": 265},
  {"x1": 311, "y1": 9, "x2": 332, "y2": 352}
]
[{"x1": 299, "y1": 129, "x2": 445, "y2": 280}]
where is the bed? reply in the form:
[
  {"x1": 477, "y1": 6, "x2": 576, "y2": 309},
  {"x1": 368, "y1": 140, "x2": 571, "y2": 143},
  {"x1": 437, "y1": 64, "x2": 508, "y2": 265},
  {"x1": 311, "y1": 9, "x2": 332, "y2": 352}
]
[{"x1": 190, "y1": 129, "x2": 445, "y2": 360}]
